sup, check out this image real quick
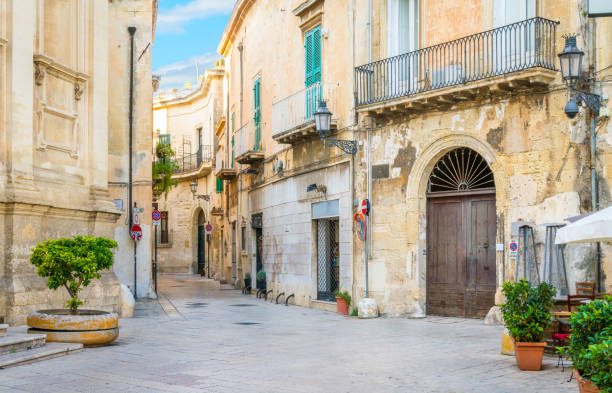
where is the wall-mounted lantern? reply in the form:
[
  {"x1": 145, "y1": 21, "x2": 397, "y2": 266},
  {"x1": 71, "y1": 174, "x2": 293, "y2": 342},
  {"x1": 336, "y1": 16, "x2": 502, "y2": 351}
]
[
  {"x1": 558, "y1": 35, "x2": 601, "y2": 119},
  {"x1": 190, "y1": 179, "x2": 210, "y2": 201},
  {"x1": 314, "y1": 101, "x2": 358, "y2": 155}
]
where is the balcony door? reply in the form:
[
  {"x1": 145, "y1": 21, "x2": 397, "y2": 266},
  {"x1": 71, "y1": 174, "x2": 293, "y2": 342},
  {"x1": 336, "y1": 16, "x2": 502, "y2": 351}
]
[
  {"x1": 493, "y1": 0, "x2": 536, "y2": 73},
  {"x1": 387, "y1": 0, "x2": 419, "y2": 95}
]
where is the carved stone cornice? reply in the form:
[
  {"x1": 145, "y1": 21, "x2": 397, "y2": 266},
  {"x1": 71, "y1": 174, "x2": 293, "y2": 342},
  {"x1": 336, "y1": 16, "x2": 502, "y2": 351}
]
[
  {"x1": 293, "y1": 0, "x2": 324, "y2": 32},
  {"x1": 0, "y1": 37, "x2": 7, "y2": 47},
  {"x1": 0, "y1": 201, "x2": 120, "y2": 224}
]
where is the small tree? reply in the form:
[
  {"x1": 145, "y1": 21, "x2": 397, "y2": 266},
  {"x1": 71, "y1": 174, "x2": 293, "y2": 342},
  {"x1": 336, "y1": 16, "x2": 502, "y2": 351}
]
[{"x1": 30, "y1": 236, "x2": 118, "y2": 313}]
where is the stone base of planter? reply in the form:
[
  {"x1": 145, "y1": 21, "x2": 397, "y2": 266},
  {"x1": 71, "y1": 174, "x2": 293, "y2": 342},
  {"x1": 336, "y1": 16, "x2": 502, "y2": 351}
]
[
  {"x1": 574, "y1": 369, "x2": 601, "y2": 393},
  {"x1": 27, "y1": 310, "x2": 119, "y2": 346}
]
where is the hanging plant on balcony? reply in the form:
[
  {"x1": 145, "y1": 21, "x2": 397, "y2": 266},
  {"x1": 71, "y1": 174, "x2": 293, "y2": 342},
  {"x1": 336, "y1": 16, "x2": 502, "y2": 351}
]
[{"x1": 152, "y1": 143, "x2": 178, "y2": 199}]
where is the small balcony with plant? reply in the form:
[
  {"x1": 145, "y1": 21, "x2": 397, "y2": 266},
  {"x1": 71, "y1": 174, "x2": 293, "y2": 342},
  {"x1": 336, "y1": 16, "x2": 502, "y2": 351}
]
[
  {"x1": 234, "y1": 120, "x2": 264, "y2": 165},
  {"x1": 272, "y1": 81, "x2": 339, "y2": 144},
  {"x1": 171, "y1": 144, "x2": 213, "y2": 180},
  {"x1": 354, "y1": 17, "x2": 559, "y2": 116}
]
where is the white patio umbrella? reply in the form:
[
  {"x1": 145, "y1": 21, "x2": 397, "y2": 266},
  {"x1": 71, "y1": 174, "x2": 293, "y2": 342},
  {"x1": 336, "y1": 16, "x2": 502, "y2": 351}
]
[{"x1": 555, "y1": 206, "x2": 612, "y2": 244}]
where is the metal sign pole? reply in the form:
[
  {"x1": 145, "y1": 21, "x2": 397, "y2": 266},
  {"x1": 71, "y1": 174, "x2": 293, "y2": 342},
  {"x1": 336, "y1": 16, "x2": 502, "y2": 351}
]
[
  {"x1": 365, "y1": 216, "x2": 369, "y2": 298},
  {"x1": 154, "y1": 225, "x2": 158, "y2": 294}
]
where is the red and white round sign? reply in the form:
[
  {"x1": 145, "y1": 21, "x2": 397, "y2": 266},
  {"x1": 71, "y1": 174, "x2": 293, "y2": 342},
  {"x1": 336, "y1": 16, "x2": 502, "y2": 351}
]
[
  {"x1": 130, "y1": 224, "x2": 142, "y2": 242},
  {"x1": 361, "y1": 199, "x2": 370, "y2": 216}
]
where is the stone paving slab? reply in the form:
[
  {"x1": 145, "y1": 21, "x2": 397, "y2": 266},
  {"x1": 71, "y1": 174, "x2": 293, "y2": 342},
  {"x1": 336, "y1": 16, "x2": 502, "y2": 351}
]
[{"x1": 0, "y1": 275, "x2": 578, "y2": 392}]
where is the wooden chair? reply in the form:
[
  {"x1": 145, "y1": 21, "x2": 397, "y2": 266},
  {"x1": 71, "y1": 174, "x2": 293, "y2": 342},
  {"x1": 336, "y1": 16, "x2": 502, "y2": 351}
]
[{"x1": 567, "y1": 281, "x2": 596, "y2": 312}]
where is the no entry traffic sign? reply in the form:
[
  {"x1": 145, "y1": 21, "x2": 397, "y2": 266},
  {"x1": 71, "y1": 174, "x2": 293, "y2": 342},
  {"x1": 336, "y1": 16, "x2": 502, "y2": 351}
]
[
  {"x1": 131, "y1": 224, "x2": 142, "y2": 242},
  {"x1": 361, "y1": 199, "x2": 370, "y2": 216}
]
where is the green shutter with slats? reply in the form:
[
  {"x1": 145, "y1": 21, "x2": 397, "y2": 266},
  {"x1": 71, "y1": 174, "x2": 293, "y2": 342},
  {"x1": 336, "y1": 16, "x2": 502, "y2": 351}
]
[
  {"x1": 231, "y1": 112, "x2": 235, "y2": 167},
  {"x1": 158, "y1": 134, "x2": 171, "y2": 145},
  {"x1": 253, "y1": 78, "x2": 261, "y2": 151},
  {"x1": 305, "y1": 26, "x2": 322, "y2": 119},
  {"x1": 216, "y1": 177, "x2": 223, "y2": 194}
]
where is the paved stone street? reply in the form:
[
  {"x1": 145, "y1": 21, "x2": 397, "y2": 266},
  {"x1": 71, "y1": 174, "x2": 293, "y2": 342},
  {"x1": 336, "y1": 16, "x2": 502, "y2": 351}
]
[{"x1": 1, "y1": 275, "x2": 576, "y2": 393}]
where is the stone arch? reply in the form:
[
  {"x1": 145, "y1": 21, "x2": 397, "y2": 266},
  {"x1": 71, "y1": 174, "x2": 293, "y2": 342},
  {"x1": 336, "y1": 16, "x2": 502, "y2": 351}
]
[{"x1": 405, "y1": 133, "x2": 505, "y2": 317}]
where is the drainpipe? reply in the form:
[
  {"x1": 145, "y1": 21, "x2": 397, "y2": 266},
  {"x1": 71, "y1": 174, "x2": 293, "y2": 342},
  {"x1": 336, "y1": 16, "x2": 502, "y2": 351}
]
[{"x1": 128, "y1": 26, "x2": 137, "y2": 299}]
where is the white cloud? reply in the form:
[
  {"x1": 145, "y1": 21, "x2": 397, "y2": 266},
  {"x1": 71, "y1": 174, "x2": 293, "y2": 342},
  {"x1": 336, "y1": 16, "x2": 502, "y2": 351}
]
[
  {"x1": 157, "y1": 0, "x2": 234, "y2": 34},
  {"x1": 154, "y1": 52, "x2": 220, "y2": 91}
]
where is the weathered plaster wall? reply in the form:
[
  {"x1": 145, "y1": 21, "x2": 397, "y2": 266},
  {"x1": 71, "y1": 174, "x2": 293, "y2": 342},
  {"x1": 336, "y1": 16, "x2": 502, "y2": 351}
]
[{"x1": 108, "y1": 0, "x2": 155, "y2": 299}]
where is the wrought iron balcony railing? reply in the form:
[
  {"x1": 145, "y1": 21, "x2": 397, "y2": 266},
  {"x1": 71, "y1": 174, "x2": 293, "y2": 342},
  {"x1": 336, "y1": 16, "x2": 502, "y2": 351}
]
[
  {"x1": 355, "y1": 17, "x2": 559, "y2": 107},
  {"x1": 272, "y1": 81, "x2": 339, "y2": 139},
  {"x1": 173, "y1": 145, "x2": 212, "y2": 174}
]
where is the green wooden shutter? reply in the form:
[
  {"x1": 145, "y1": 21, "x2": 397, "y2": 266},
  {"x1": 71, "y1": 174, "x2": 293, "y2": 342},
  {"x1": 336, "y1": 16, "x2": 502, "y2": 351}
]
[
  {"x1": 253, "y1": 78, "x2": 261, "y2": 151},
  {"x1": 216, "y1": 177, "x2": 223, "y2": 194},
  {"x1": 158, "y1": 134, "x2": 171, "y2": 145},
  {"x1": 305, "y1": 26, "x2": 321, "y2": 87},
  {"x1": 231, "y1": 112, "x2": 235, "y2": 167}
]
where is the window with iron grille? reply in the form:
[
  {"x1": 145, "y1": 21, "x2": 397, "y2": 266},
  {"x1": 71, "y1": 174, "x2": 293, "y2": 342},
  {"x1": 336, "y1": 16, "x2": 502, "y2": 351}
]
[
  {"x1": 160, "y1": 211, "x2": 169, "y2": 244},
  {"x1": 158, "y1": 134, "x2": 171, "y2": 145},
  {"x1": 316, "y1": 218, "x2": 339, "y2": 301}
]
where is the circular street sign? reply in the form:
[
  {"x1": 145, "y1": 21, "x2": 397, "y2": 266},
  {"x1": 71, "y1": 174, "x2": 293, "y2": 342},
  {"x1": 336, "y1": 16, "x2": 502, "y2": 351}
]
[
  {"x1": 355, "y1": 213, "x2": 366, "y2": 241},
  {"x1": 205, "y1": 224, "x2": 213, "y2": 233},
  {"x1": 509, "y1": 242, "x2": 518, "y2": 252},
  {"x1": 361, "y1": 199, "x2": 370, "y2": 216},
  {"x1": 152, "y1": 209, "x2": 161, "y2": 222},
  {"x1": 130, "y1": 224, "x2": 142, "y2": 242}
]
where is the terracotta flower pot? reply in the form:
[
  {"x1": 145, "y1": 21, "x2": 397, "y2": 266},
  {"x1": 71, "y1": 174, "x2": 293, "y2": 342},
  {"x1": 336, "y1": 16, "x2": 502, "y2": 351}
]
[
  {"x1": 573, "y1": 370, "x2": 601, "y2": 393},
  {"x1": 513, "y1": 341, "x2": 547, "y2": 371},
  {"x1": 27, "y1": 309, "x2": 118, "y2": 346},
  {"x1": 336, "y1": 296, "x2": 348, "y2": 315}
]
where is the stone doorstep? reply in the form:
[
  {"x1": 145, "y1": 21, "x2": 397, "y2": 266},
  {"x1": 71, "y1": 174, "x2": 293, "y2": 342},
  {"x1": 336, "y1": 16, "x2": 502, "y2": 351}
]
[
  {"x1": 0, "y1": 324, "x2": 7, "y2": 337},
  {"x1": 0, "y1": 331, "x2": 46, "y2": 355},
  {"x1": 0, "y1": 342, "x2": 83, "y2": 369},
  {"x1": 311, "y1": 300, "x2": 337, "y2": 313}
]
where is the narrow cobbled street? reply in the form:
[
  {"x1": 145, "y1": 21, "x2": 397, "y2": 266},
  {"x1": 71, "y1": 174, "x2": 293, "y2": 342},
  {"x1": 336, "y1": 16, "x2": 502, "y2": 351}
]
[{"x1": 1, "y1": 275, "x2": 576, "y2": 393}]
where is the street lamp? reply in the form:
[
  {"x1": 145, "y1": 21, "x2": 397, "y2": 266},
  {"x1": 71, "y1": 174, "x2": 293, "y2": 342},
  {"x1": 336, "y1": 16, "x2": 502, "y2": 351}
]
[
  {"x1": 190, "y1": 179, "x2": 210, "y2": 201},
  {"x1": 313, "y1": 100, "x2": 358, "y2": 155},
  {"x1": 558, "y1": 35, "x2": 600, "y2": 119}
]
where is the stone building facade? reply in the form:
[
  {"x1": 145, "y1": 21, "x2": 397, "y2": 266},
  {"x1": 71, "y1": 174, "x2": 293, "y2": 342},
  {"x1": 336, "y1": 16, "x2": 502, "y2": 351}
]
[
  {"x1": 207, "y1": 0, "x2": 612, "y2": 317},
  {"x1": 0, "y1": 0, "x2": 157, "y2": 325},
  {"x1": 350, "y1": 0, "x2": 612, "y2": 317},
  {"x1": 152, "y1": 64, "x2": 224, "y2": 275}
]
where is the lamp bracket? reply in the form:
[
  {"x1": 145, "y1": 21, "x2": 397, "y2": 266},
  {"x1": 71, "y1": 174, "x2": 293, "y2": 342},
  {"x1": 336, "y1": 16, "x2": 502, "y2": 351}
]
[
  {"x1": 321, "y1": 137, "x2": 358, "y2": 155},
  {"x1": 196, "y1": 194, "x2": 210, "y2": 201},
  {"x1": 572, "y1": 88, "x2": 601, "y2": 115}
]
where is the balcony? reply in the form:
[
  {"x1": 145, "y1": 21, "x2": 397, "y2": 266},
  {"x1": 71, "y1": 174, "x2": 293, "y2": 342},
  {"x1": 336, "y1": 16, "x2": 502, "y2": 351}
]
[
  {"x1": 355, "y1": 17, "x2": 559, "y2": 115},
  {"x1": 234, "y1": 121, "x2": 264, "y2": 165},
  {"x1": 272, "y1": 81, "x2": 339, "y2": 144},
  {"x1": 171, "y1": 145, "x2": 212, "y2": 179},
  {"x1": 215, "y1": 149, "x2": 237, "y2": 180}
]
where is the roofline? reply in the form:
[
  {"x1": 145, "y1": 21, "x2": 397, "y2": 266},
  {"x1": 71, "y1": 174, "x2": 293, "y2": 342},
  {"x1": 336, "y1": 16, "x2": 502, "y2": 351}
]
[
  {"x1": 153, "y1": 67, "x2": 224, "y2": 108},
  {"x1": 217, "y1": 0, "x2": 256, "y2": 56}
]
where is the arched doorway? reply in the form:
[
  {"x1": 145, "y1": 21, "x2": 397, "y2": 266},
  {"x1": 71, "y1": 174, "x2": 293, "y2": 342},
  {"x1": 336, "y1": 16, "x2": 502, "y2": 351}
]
[
  {"x1": 197, "y1": 210, "x2": 206, "y2": 274},
  {"x1": 426, "y1": 147, "x2": 496, "y2": 318}
]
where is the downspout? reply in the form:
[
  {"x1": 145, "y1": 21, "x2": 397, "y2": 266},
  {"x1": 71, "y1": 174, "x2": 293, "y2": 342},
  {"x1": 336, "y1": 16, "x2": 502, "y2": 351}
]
[
  {"x1": 366, "y1": 0, "x2": 373, "y2": 261},
  {"x1": 128, "y1": 26, "x2": 137, "y2": 298},
  {"x1": 238, "y1": 42, "x2": 244, "y2": 276}
]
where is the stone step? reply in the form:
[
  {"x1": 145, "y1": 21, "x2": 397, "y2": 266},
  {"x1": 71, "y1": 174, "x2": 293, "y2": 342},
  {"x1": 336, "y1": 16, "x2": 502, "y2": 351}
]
[
  {"x1": 0, "y1": 342, "x2": 83, "y2": 369},
  {"x1": 0, "y1": 330, "x2": 46, "y2": 355}
]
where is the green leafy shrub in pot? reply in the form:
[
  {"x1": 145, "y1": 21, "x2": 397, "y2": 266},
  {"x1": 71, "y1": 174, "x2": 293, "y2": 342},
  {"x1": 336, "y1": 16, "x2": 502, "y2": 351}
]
[
  {"x1": 256, "y1": 271, "x2": 266, "y2": 282},
  {"x1": 563, "y1": 296, "x2": 612, "y2": 392},
  {"x1": 500, "y1": 279, "x2": 556, "y2": 342},
  {"x1": 30, "y1": 236, "x2": 118, "y2": 313},
  {"x1": 334, "y1": 290, "x2": 351, "y2": 308}
]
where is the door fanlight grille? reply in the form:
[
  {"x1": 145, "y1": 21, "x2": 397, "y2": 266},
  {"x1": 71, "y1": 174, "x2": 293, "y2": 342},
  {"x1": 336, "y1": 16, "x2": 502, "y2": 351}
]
[{"x1": 428, "y1": 148, "x2": 494, "y2": 193}]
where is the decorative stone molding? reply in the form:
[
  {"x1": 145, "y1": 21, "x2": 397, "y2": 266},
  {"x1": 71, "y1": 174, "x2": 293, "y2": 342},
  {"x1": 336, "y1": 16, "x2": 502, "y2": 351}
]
[
  {"x1": 0, "y1": 37, "x2": 7, "y2": 47},
  {"x1": 33, "y1": 54, "x2": 90, "y2": 159},
  {"x1": 293, "y1": 0, "x2": 324, "y2": 32}
]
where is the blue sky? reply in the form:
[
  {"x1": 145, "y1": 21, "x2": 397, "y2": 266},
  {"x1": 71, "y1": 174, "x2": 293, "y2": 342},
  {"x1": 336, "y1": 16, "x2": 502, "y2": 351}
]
[{"x1": 153, "y1": 0, "x2": 233, "y2": 91}]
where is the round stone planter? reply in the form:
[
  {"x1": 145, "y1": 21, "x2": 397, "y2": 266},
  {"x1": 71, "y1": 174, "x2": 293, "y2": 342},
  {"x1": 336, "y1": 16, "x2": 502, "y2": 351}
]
[{"x1": 27, "y1": 309, "x2": 119, "y2": 346}]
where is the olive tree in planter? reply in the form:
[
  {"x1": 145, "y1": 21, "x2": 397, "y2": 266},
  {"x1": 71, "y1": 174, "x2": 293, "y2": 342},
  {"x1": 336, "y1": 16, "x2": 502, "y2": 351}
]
[
  {"x1": 561, "y1": 297, "x2": 611, "y2": 393},
  {"x1": 27, "y1": 236, "x2": 120, "y2": 345},
  {"x1": 501, "y1": 279, "x2": 556, "y2": 371}
]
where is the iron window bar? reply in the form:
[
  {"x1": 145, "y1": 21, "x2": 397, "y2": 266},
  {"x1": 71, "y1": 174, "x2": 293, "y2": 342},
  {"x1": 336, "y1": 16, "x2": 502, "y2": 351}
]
[{"x1": 354, "y1": 17, "x2": 559, "y2": 107}]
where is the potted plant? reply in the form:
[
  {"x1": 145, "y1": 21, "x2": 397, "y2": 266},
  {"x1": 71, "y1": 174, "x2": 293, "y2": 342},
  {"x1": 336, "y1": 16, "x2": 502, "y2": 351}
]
[
  {"x1": 244, "y1": 272, "x2": 252, "y2": 289},
  {"x1": 501, "y1": 279, "x2": 556, "y2": 371},
  {"x1": 256, "y1": 270, "x2": 266, "y2": 290},
  {"x1": 335, "y1": 290, "x2": 351, "y2": 315},
  {"x1": 561, "y1": 296, "x2": 611, "y2": 393},
  {"x1": 27, "y1": 236, "x2": 120, "y2": 346}
]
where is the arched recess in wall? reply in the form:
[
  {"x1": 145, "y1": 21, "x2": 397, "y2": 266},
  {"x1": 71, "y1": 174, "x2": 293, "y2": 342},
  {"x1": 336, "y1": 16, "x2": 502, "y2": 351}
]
[
  {"x1": 405, "y1": 133, "x2": 504, "y2": 319},
  {"x1": 191, "y1": 207, "x2": 206, "y2": 274}
]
